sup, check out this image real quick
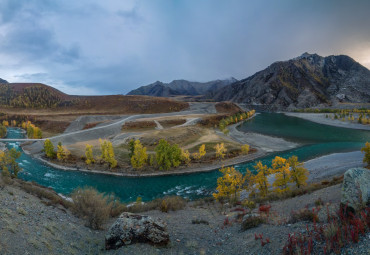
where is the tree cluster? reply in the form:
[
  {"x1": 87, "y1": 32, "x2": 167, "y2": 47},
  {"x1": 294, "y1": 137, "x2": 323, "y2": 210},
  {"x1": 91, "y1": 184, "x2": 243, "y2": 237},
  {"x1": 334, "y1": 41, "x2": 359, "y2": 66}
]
[
  {"x1": 0, "y1": 148, "x2": 22, "y2": 178},
  {"x1": 213, "y1": 155, "x2": 309, "y2": 203},
  {"x1": 219, "y1": 110, "x2": 256, "y2": 134},
  {"x1": 21, "y1": 121, "x2": 42, "y2": 139}
]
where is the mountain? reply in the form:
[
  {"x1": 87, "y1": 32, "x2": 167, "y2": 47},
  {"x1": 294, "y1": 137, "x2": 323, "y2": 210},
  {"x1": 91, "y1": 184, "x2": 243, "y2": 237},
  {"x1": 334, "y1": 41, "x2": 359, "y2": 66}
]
[
  {"x1": 127, "y1": 78, "x2": 238, "y2": 97},
  {"x1": 0, "y1": 83, "x2": 188, "y2": 113},
  {"x1": 0, "y1": 78, "x2": 8, "y2": 83},
  {"x1": 210, "y1": 53, "x2": 370, "y2": 110}
]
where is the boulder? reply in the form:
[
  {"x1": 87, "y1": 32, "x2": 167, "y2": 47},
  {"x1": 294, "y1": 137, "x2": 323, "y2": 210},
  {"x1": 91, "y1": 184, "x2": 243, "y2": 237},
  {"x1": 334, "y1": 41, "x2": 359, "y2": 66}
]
[
  {"x1": 341, "y1": 168, "x2": 370, "y2": 212},
  {"x1": 105, "y1": 212, "x2": 169, "y2": 250}
]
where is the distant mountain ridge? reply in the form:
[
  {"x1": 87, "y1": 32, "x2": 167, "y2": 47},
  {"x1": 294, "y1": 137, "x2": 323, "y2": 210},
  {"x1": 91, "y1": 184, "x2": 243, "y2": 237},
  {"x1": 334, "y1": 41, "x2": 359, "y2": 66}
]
[
  {"x1": 0, "y1": 78, "x2": 8, "y2": 83},
  {"x1": 209, "y1": 53, "x2": 370, "y2": 110},
  {"x1": 0, "y1": 83, "x2": 188, "y2": 113},
  {"x1": 127, "y1": 78, "x2": 238, "y2": 97}
]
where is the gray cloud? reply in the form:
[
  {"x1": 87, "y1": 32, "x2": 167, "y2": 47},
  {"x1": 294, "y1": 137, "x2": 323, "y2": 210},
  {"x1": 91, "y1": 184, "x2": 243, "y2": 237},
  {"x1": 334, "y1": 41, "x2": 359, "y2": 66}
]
[{"x1": 0, "y1": 0, "x2": 369, "y2": 95}]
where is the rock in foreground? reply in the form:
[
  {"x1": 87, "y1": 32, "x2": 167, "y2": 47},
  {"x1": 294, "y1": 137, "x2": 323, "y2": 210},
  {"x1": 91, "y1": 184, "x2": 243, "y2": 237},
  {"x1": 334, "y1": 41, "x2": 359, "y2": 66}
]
[
  {"x1": 341, "y1": 168, "x2": 370, "y2": 212},
  {"x1": 105, "y1": 212, "x2": 169, "y2": 250}
]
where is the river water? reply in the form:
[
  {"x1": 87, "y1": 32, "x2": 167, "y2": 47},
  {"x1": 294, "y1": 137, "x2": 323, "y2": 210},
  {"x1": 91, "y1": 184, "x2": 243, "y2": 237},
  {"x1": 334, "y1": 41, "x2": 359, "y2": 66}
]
[{"x1": 5, "y1": 113, "x2": 370, "y2": 202}]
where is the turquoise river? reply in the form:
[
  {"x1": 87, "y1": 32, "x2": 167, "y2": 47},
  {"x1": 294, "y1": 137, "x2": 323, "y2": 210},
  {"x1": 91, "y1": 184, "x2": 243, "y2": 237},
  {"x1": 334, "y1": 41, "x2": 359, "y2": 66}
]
[{"x1": 5, "y1": 113, "x2": 370, "y2": 202}]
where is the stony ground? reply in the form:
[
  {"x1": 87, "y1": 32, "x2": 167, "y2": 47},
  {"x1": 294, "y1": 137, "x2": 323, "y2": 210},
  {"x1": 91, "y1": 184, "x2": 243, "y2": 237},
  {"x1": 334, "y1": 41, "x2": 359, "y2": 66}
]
[{"x1": 0, "y1": 177, "x2": 369, "y2": 255}]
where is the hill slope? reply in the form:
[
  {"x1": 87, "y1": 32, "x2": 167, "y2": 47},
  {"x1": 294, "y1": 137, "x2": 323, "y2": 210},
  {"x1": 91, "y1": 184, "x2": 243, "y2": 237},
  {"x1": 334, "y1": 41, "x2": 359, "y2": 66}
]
[
  {"x1": 128, "y1": 78, "x2": 237, "y2": 97},
  {"x1": 0, "y1": 83, "x2": 188, "y2": 114},
  {"x1": 0, "y1": 78, "x2": 8, "y2": 83},
  {"x1": 210, "y1": 53, "x2": 370, "y2": 110}
]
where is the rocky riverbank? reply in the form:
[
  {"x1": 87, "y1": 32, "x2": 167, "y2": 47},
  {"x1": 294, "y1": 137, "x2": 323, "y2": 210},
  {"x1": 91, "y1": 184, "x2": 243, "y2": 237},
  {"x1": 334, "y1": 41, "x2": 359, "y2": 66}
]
[{"x1": 284, "y1": 112, "x2": 370, "y2": 131}]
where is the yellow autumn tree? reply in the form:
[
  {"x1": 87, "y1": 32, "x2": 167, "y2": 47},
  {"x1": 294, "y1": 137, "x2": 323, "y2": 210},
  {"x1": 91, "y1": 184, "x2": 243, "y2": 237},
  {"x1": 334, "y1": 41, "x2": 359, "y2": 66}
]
[
  {"x1": 271, "y1": 156, "x2": 291, "y2": 193},
  {"x1": 241, "y1": 144, "x2": 250, "y2": 155},
  {"x1": 181, "y1": 149, "x2": 191, "y2": 165},
  {"x1": 2, "y1": 120, "x2": 9, "y2": 127},
  {"x1": 288, "y1": 156, "x2": 309, "y2": 188},
  {"x1": 192, "y1": 144, "x2": 206, "y2": 160},
  {"x1": 131, "y1": 140, "x2": 148, "y2": 169},
  {"x1": 253, "y1": 161, "x2": 271, "y2": 197},
  {"x1": 43, "y1": 139, "x2": 55, "y2": 158},
  {"x1": 99, "y1": 139, "x2": 117, "y2": 168},
  {"x1": 56, "y1": 142, "x2": 70, "y2": 161},
  {"x1": 85, "y1": 144, "x2": 95, "y2": 164},
  {"x1": 361, "y1": 142, "x2": 370, "y2": 167},
  {"x1": 214, "y1": 143, "x2": 227, "y2": 159},
  {"x1": 213, "y1": 166, "x2": 245, "y2": 203}
]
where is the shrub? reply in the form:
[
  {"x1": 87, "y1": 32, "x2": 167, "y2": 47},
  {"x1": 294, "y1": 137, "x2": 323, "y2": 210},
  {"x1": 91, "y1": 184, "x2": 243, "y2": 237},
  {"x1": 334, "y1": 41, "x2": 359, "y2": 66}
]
[
  {"x1": 242, "y1": 215, "x2": 266, "y2": 230},
  {"x1": 125, "y1": 196, "x2": 186, "y2": 214},
  {"x1": 192, "y1": 219, "x2": 209, "y2": 225},
  {"x1": 71, "y1": 187, "x2": 112, "y2": 229},
  {"x1": 161, "y1": 196, "x2": 186, "y2": 212},
  {"x1": 289, "y1": 207, "x2": 319, "y2": 223},
  {"x1": 18, "y1": 181, "x2": 72, "y2": 209},
  {"x1": 315, "y1": 198, "x2": 324, "y2": 207}
]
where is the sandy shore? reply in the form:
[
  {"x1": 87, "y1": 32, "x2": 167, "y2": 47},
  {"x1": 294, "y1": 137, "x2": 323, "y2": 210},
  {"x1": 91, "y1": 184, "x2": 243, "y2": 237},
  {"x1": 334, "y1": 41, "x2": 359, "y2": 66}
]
[
  {"x1": 284, "y1": 112, "x2": 370, "y2": 130},
  {"x1": 305, "y1": 150, "x2": 365, "y2": 183}
]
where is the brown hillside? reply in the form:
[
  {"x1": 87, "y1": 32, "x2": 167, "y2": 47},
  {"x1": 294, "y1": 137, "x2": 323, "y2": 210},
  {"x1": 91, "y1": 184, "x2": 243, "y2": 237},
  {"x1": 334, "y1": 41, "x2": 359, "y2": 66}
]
[{"x1": 0, "y1": 83, "x2": 189, "y2": 114}]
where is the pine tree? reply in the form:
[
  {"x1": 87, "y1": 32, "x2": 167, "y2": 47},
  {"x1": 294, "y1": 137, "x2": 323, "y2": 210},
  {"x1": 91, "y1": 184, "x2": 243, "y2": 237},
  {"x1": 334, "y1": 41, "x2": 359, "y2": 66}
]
[
  {"x1": 271, "y1": 156, "x2": 290, "y2": 193},
  {"x1": 131, "y1": 140, "x2": 148, "y2": 169},
  {"x1": 253, "y1": 161, "x2": 271, "y2": 197},
  {"x1": 215, "y1": 143, "x2": 227, "y2": 159},
  {"x1": 85, "y1": 144, "x2": 95, "y2": 164},
  {"x1": 288, "y1": 156, "x2": 309, "y2": 188},
  {"x1": 44, "y1": 139, "x2": 55, "y2": 158}
]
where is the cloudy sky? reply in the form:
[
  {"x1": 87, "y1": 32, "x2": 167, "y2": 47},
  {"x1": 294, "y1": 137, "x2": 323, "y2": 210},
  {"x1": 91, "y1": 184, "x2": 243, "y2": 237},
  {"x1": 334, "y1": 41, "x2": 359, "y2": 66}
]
[{"x1": 0, "y1": 0, "x2": 369, "y2": 95}]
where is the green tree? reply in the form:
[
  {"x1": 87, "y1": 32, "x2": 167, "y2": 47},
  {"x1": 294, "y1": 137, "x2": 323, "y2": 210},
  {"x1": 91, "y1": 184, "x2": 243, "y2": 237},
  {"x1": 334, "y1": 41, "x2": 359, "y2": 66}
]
[
  {"x1": 0, "y1": 125, "x2": 7, "y2": 138},
  {"x1": 44, "y1": 139, "x2": 55, "y2": 158},
  {"x1": 0, "y1": 148, "x2": 22, "y2": 178},
  {"x1": 128, "y1": 139, "x2": 135, "y2": 159},
  {"x1": 131, "y1": 140, "x2": 148, "y2": 169},
  {"x1": 85, "y1": 144, "x2": 95, "y2": 165},
  {"x1": 361, "y1": 142, "x2": 370, "y2": 167},
  {"x1": 155, "y1": 139, "x2": 182, "y2": 170}
]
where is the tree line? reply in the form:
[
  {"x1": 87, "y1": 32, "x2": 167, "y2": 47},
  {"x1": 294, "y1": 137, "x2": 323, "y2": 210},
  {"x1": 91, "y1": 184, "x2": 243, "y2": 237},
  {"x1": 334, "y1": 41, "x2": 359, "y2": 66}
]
[
  {"x1": 213, "y1": 155, "x2": 309, "y2": 203},
  {"x1": 219, "y1": 110, "x2": 256, "y2": 135}
]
